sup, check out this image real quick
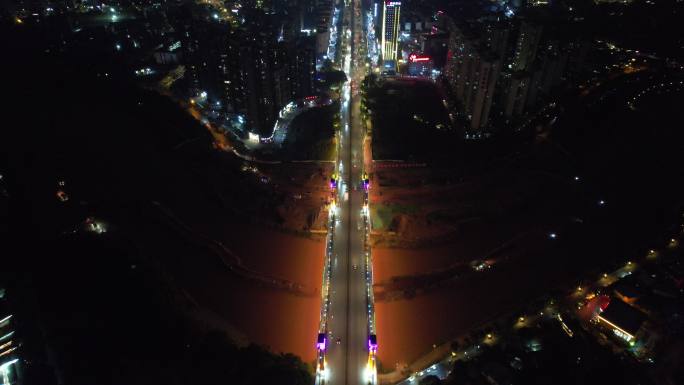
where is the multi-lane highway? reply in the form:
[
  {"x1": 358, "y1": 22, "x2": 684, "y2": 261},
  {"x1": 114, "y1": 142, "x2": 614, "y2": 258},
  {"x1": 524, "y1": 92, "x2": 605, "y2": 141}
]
[{"x1": 316, "y1": 0, "x2": 376, "y2": 384}]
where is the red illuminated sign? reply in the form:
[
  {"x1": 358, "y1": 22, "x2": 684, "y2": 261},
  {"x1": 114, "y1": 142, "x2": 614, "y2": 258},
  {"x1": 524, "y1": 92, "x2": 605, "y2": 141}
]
[{"x1": 409, "y1": 54, "x2": 430, "y2": 63}]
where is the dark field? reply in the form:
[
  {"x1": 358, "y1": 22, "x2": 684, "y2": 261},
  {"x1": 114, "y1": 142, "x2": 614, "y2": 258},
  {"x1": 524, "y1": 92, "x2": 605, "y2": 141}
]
[
  {"x1": 370, "y1": 70, "x2": 684, "y2": 368},
  {"x1": 1, "y1": 31, "x2": 325, "y2": 383},
  {"x1": 369, "y1": 78, "x2": 456, "y2": 161}
]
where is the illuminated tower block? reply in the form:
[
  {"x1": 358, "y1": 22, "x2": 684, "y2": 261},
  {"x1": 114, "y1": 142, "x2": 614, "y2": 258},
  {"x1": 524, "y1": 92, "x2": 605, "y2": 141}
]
[{"x1": 381, "y1": 1, "x2": 401, "y2": 67}]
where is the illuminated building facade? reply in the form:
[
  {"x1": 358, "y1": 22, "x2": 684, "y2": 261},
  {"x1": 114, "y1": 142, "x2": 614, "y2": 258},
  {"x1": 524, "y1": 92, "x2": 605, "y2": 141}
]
[
  {"x1": 407, "y1": 53, "x2": 433, "y2": 77},
  {"x1": 381, "y1": 1, "x2": 401, "y2": 66},
  {"x1": 0, "y1": 289, "x2": 20, "y2": 385}
]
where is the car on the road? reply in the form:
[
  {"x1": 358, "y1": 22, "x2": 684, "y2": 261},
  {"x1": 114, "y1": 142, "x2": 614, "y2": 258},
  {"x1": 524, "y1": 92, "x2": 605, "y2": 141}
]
[
  {"x1": 56, "y1": 190, "x2": 69, "y2": 202},
  {"x1": 336, "y1": 337, "x2": 341, "y2": 345},
  {"x1": 470, "y1": 260, "x2": 491, "y2": 271},
  {"x1": 85, "y1": 217, "x2": 104, "y2": 234},
  {"x1": 352, "y1": 264, "x2": 358, "y2": 270}
]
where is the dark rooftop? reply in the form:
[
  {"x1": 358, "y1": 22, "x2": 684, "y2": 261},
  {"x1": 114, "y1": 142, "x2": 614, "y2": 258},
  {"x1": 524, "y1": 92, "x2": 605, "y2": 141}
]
[{"x1": 599, "y1": 298, "x2": 646, "y2": 337}]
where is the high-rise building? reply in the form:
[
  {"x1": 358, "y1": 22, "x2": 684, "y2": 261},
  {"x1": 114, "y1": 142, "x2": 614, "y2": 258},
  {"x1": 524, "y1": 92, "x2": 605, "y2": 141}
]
[
  {"x1": 291, "y1": 35, "x2": 317, "y2": 98},
  {"x1": 468, "y1": 53, "x2": 502, "y2": 130},
  {"x1": 442, "y1": 8, "x2": 578, "y2": 132},
  {"x1": 173, "y1": 4, "x2": 319, "y2": 136},
  {"x1": 238, "y1": 29, "x2": 279, "y2": 135},
  {"x1": 498, "y1": 21, "x2": 542, "y2": 119},
  {"x1": 175, "y1": 5, "x2": 227, "y2": 99},
  {"x1": 502, "y1": 72, "x2": 530, "y2": 117},
  {"x1": 500, "y1": 26, "x2": 566, "y2": 120},
  {"x1": 526, "y1": 39, "x2": 567, "y2": 107},
  {"x1": 444, "y1": 19, "x2": 504, "y2": 131},
  {"x1": 511, "y1": 21, "x2": 542, "y2": 72},
  {"x1": 381, "y1": 1, "x2": 401, "y2": 66}
]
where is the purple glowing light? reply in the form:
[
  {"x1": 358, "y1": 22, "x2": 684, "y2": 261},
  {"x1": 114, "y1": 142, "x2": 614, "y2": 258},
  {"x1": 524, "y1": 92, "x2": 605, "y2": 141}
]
[
  {"x1": 317, "y1": 333, "x2": 327, "y2": 351},
  {"x1": 368, "y1": 334, "x2": 377, "y2": 352}
]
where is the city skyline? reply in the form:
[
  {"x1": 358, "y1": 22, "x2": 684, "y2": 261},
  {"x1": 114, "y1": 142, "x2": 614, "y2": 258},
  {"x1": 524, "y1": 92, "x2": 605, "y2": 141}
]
[{"x1": 1, "y1": 1, "x2": 683, "y2": 385}]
